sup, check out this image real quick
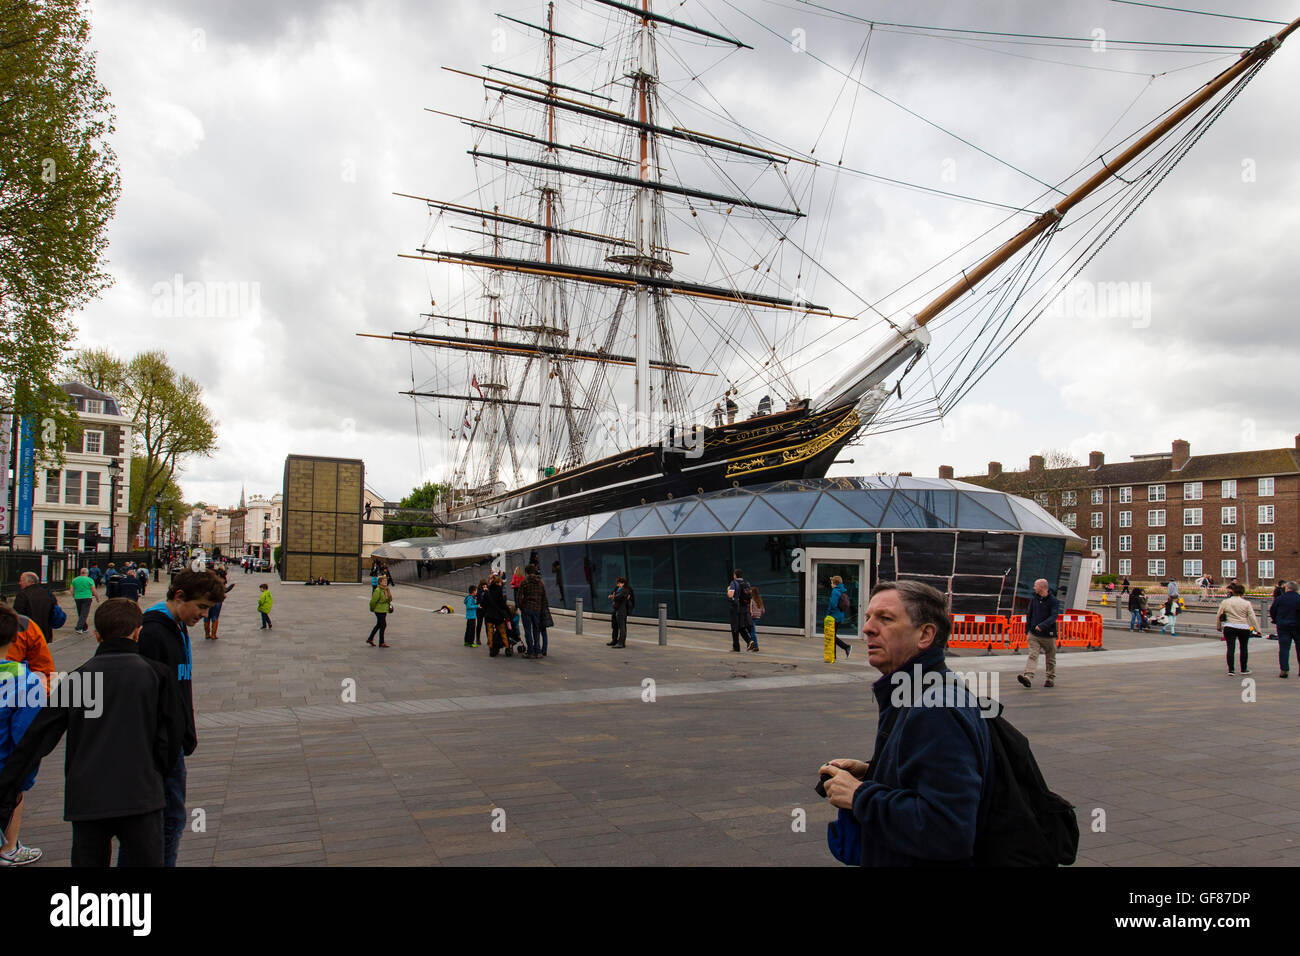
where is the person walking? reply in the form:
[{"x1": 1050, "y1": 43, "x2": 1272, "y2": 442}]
[
  {"x1": 474, "y1": 579, "x2": 489, "y2": 647},
  {"x1": 365, "y1": 575, "x2": 390, "y2": 646},
  {"x1": 747, "y1": 586, "x2": 764, "y2": 652},
  {"x1": 517, "y1": 565, "x2": 547, "y2": 659},
  {"x1": 258, "y1": 583, "x2": 274, "y2": 631},
  {"x1": 1270, "y1": 582, "x2": 1300, "y2": 678},
  {"x1": 826, "y1": 575, "x2": 853, "y2": 659},
  {"x1": 1017, "y1": 578, "x2": 1060, "y2": 688},
  {"x1": 1217, "y1": 582, "x2": 1261, "y2": 675},
  {"x1": 463, "y1": 585, "x2": 479, "y2": 647},
  {"x1": 608, "y1": 577, "x2": 632, "y2": 648},
  {"x1": 1128, "y1": 586, "x2": 1146, "y2": 631},
  {"x1": 1121, "y1": 576, "x2": 1130, "y2": 595},
  {"x1": 71, "y1": 566, "x2": 98, "y2": 635},
  {"x1": 12, "y1": 572, "x2": 54, "y2": 644},
  {"x1": 1160, "y1": 594, "x2": 1179, "y2": 635},
  {"x1": 509, "y1": 566, "x2": 525, "y2": 603},
  {"x1": 204, "y1": 566, "x2": 228, "y2": 640},
  {"x1": 481, "y1": 575, "x2": 510, "y2": 656},
  {"x1": 725, "y1": 569, "x2": 753, "y2": 652}
]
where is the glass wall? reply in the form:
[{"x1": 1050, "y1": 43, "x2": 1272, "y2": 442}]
[{"x1": 675, "y1": 535, "x2": 732, "y2": 622}]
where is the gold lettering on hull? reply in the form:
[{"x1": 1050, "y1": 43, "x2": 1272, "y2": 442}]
[{"x1": 725, "y1": 411, "x2": 860, "y2": 478}]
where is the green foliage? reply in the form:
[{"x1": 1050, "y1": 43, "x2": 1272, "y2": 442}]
[
  {"x1": 0, "y1": 0, "x2": 120, "y2": 453},
  {"x1": 1092, "y1": 573, "x2": 1119, "y2": 586},
  {"x1": 128, "y1": 455, "x2": 186, "y2": 532},
  {"x1": 383, "y1": 481, "x2": 448, "y2": 542},
  {"x1": 70, "y1": 347, "x2": 218, "y2": 527}
]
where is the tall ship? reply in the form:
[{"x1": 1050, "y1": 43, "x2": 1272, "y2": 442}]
[{"x1": 365, "y1": 1, "x2": 1298, "y2": 536}]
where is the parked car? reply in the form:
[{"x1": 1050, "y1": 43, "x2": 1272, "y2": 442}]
[{"x1": 253, "y1": 558, "x2": 270, "y2": 572}]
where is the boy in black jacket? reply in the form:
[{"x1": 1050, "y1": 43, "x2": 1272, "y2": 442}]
[
  {"x1": 134, "y1": 569, "x2": 224, "y2": 867},
  {"x1": 0, "y1": 598, "x2": 185, "y2": 866}
]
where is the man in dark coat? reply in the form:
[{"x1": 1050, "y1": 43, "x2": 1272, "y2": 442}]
[
  {"x1": 1270, "y1": 581, "x2": 1300, "y2": 678},
  {"x1": 818, "y1": 581, "x2": 991, "y2": 866},
  {"x1": 12, "y1": 572, "x2": 54, "y2": 644},
  {"x1": 1018, "y1": 578, "x2": 1061, "y2": 688}
]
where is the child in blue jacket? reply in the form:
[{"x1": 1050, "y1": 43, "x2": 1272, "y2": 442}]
[
  {"x1": 464, "y1": 586, "x2": 478, "y2": 647},
  {"x1": 0, "y1": 605, "x2": 44, "y2": 865}
]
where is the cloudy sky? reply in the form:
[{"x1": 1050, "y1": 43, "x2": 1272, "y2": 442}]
[{"x1": 74, "y1": 0, "x2": 1300, "y2": 506}]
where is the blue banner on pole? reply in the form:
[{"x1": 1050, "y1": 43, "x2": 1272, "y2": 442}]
[
  {"x1": 15, "y1": 417, "x2": 34, "y2": 537},
  {"x1": 148, "y1": 505, "x2": 157, "y2": 548}
]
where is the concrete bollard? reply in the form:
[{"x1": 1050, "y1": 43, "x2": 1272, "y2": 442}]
[
  {"x1": 658, "y1": 603, "x2": 668, "y2": 645},
  {"x1": 574, "y1": 598, "x2": 583, "y2": 635}
]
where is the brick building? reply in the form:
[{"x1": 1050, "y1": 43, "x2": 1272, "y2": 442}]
[{"x1": 951, "y1": 435, "x2": 1300, "y2": 586}]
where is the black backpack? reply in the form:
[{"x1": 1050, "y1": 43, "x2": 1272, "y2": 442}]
[
  {"x1": 733, "y1": 579, "x2": 751, "y2": 608},
  {"x1": 974, "y1": 701, "x2": 1079, "y2": 866}
]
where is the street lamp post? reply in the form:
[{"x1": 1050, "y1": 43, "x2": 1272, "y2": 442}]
[{"x1": 107, "y1": 458, "x2": 122, "y2": 558}]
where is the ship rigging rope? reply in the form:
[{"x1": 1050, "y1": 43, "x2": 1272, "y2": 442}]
[{"x1": 1104, "y1": 0, "x2": 1288, "y2": 26}]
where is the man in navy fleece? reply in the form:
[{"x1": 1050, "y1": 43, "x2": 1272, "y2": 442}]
[{"x1": 820, "y1": 580, "x2": 992, "y2": 866}]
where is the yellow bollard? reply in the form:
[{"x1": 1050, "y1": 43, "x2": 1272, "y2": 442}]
[
  {"x1": 1100, "y1": 594, "x2": 1109, "y2": 606},
  {"x1": 824, "y1": 616, "x2": 836, "y2": 663}
]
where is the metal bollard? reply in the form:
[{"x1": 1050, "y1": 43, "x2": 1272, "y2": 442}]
[
  {"x1": 1114, "y1": 596, "x2": 1122, "y2": 621},
  {"x1": 658, "y1": 603, "x2": 668, "y2": 645},
  {"x1": 574, "y1": 598, "x2": 583, "y2": 635}
]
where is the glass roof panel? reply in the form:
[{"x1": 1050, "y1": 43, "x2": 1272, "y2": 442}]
[
  {"x1": 587, "y1": 514, "x2": 624, "y2": 540},
  {"x1": 826, "y1": 490, "x2": 887, "y2": 526},
  {"x1": 697, "y1": 494, "x2": 757, "y2": 530},
  {"x1": 675, "y1": 504, "x2": 729, "y2": 535},
  {"x1": 617, "y1": 504, "x2": 653, "y2": 537},
  {"x1": 904, "y1": 490, "x2": 957, "y2": 527},
  {"x1": 732, "y1": 496, "x2": 794, "y2": 533},
  {"x1": 879, "y1": 493, "x2": 938, "y2": 529},
  {"x1": 657, "y1": 499, "x2": 699, "y2": 533},
  {"x1": 803, "y1": 492, "x2": 872, "y2": 530},
  {"x1": 954, "y1": 492, "x2": 1018, "y2": 532},
  {"x1": 626, "y1": 508, "x2": 672, "y2": 538},
  {"x1": 759, "y1": 491, "x2": 818, "y2": 528}
]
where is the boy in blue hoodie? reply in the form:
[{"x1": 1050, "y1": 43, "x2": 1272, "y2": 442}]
[{"x1": 0, "y1": 605, "x2": 44, "y2": 865}]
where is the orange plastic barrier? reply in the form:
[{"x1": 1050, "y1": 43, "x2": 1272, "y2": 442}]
[
  {"x1": 1057, "y1": 608, "x2": 1104, "y2": 648},
  {"x1": 949, "y1": 614, "x2": 1010, "y2": 651},
  {"x1": 1007, "y1": 615, "x2": 1027, "y2": 651}
]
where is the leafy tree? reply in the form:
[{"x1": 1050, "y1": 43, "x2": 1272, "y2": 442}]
[
  {"x1": 128, "y1": 455, "x2": 187, "y2": 540},
  {"x1": 70, "y1": 347, "x2": 218, "y2": 527},
  {"x1": 383, "y1": 481, "x2": 448, "y2": 542},
  {"x1": 0, "y1": 0, "x2": 120, "y2": 452}
]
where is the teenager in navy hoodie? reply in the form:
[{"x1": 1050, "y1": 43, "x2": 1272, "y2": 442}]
[{"x1": 131, "y1": 569, "x2": 224, "y2": 867}]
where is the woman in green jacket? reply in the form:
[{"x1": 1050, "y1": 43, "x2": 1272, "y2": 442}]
[{"x1": 367, "y1": 575, "x2": 393, "y2": 647}]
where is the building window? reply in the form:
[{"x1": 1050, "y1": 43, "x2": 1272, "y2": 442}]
[
  {"x1": 1183, "y1": 534, "x2": 1202, "y2": 552},
  {"x1": 1221, "y1": 533, "x2": 1237, "y2": 552},
  {"x1": 1120, "y1": 486, "x2": 1133, "y2": 503},
  {"x1": 83, "y1": 430, "x2": 103, "y2": 455},
  {"x1": 1119, "y1": 535, "x2": 1132, "y2": 552},
  {"x1": 63, "y1": 521, "x2": 79, "y2": 552},
  {"x1": 85, "y1": 472, "x2": 100, "y2": 507},
  {"x1": 1259, "y1": 533, "x2": 1274, "y2": 552},
  {"x1": 1090, "y1": 488, "x2": 1103, "y2": 505},
  {"x1": 1119, "y1": 511, "x2": 1132, "y2": 527},
  {"x1": 1184, "y1": 508, "x2": 1202, "y2": 527},
  {"x1": 1148, "y1": 534, "x2": 1165, "y2": 552},
  {"x1": 1061, "y1": 490, "x2": 1077, "y2": 506},
  {"x1": 1148, "y1": 484, "x2": 1166, "y2": 502},
  {"x1": 1259, "y1": 505, "x2": 1274, "y2": 525},
  {"x1": 1033, "y1": 493, "x2": 1049, "y2": 508},
  {"x1": 1118, "y1": 559, "x2": 1132, "y2": 576},
  {"x1": 1260, "y1": 560, "x2": 1275, "y2": 580},
  {"x1": 1148, "y1": 509, "x2": 1165, "y2": 527},
  {"x1": 84, "y1": 399, "x2": 104, "y2": 414},
  {"x1": 1090, "y1": 535, "x2": 1103, "y2": 551},
  {"x1": 1091, "y1": 512, "x2": 1103, "y2": 528},
  {"x1": 1183, "y1": 559, "x2": 1202, "y2": 578},
  {"x1": 44, "y1": 469, "x2": 60, "y2": 504},
  {"x1": 1148, "y1": 559, "x2": 1166, "y2": 577},
  {"x1": 65, "y1": 470, "x2": 82, "y2": 506},
  {"x1": 85, "y1": 522, "x2": 99, "y2": 548},
  {"x1": 1221, "y1": 559, "x2": 1236, "y2": 579},
  {"x1": 1221, "y1": 506, "x2": 1236, "y2": 525},
  {"x1": 43, "y1": 520, "x2": 58, "y2": 551},
  {"x1": 1062, "y1": 513, "x2": 1077, "y2": 528},
  {"x1": 1259, "y1": 477, "x2": 1274, "y2": 497},
  {"x1": 1221, "y1": 479, "x2": 1236, "y2": 499},
  {"x1": 1183, "y1": 481, "x2": 1202, "y2": 500}
]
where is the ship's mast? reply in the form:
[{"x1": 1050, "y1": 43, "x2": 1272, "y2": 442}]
[
  {"x1": 632, "y1": 0, "x2": 656, "y2": 446},
  {"x1": 537, "y1": 0, "x2": 558, "y2": 478}
]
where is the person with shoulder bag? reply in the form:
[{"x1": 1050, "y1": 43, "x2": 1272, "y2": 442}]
[
  {"x1": 747, "y1": 586, "x2": 764, "y2": 653},
  {"x1": 1217, "y1": 582, "x2": 1260, "y2": 675},
  {"x1": 366, "y1": 575, "x2": 393, "y2": 647}
]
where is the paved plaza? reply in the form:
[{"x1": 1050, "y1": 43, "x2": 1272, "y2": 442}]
[{"x1": 18, "y1": 575, "x2": 1300, "y2": 866}]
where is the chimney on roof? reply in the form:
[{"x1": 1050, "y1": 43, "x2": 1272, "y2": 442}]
[
  {"x1": 1089, "y1": 450, "x2": 1104, "y2": 470},
  {"x1": 898, "y1": 471, "x2": 913, "y2": 477},
  {"x1": 939, "y1": 465, "x2": 954, "y2": 480},
  {"x1": 1172, "y1": 439, "x2": 1190, "y2": 471},
  {"x1": 1029, "y1": 454, "x2": 1045, "y2": 474},
  {"x1": 988, "y1": 461, "x2": 1002, "y2": 477},
  {"x1": 1295, "y1": 433, "x2": 1299, "y2": 451}
]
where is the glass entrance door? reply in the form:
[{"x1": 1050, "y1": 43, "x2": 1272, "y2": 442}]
[{"x1": 811, "y1": 559, "x2": 866, "y2": 637}]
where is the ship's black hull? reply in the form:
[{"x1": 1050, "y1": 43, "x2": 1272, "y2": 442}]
[{"x1": 438, "y1": 403, "x2": 862, "y2": 538}]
